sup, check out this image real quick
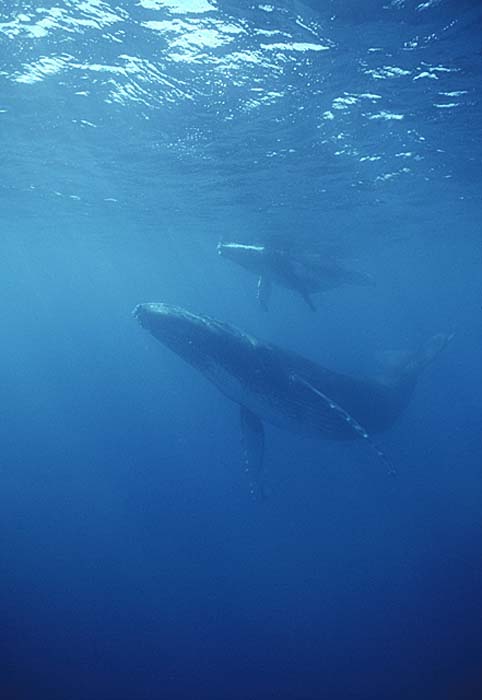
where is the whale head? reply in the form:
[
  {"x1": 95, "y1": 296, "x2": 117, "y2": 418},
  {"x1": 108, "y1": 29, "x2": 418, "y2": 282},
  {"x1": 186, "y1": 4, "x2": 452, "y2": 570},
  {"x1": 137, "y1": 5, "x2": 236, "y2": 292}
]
[
  {"x1": 134, "y1": 303, "x2": 210, "y2": 360},
  {"x1": 133, "y1": 302, "x2": 254, "y2": 375}
]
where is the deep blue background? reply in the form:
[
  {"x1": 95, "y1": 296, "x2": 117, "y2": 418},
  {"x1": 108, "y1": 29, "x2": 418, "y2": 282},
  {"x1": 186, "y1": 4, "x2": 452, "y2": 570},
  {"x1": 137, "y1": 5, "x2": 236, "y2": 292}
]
[{"x1": 1, "y1": 1, "x2": 481, "y2": 698}]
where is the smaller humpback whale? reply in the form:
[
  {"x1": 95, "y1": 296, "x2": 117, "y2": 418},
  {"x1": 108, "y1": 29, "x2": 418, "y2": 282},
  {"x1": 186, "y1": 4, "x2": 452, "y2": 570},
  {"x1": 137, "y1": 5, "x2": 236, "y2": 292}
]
[
  {"x1": 217, "y1": 241, "x2": 374, "y2": 311},
  {"x1": 134, "y1": 302, "x2": 452, "y2": 498}
]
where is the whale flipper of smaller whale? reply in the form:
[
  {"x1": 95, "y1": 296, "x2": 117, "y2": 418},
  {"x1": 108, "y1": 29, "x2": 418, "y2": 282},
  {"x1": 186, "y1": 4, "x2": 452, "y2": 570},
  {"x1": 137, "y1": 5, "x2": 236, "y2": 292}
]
[
  {"x1": 298, "y1": 285, "x2": 316, "y2": 312},
  {"x1": 257, "y1": 275, "x2": 272, "y2": 312}
]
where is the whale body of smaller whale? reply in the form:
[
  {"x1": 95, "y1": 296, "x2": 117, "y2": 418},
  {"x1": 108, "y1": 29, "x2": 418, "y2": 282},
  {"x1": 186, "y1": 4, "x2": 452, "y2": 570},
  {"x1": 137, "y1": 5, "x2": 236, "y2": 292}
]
[{"x1": 218, "y1": 241, "x2": 375, "y2": 311}]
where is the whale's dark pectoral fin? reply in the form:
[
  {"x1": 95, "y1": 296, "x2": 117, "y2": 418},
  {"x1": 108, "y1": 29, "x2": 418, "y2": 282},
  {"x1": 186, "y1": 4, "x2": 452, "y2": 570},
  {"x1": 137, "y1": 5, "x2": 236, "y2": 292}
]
[
  {"x1": 240, "y1": 406, "x2": 267, "y2": 499},
  {"x1": 291, "y1": 374, "x2": 397, "y2": 476},
  {"x1": 299, "y1": 288, "x2": 316, "y2": 312},
  {"x1": 257, "y1": 275, "x2": 272, "y2": 312}
]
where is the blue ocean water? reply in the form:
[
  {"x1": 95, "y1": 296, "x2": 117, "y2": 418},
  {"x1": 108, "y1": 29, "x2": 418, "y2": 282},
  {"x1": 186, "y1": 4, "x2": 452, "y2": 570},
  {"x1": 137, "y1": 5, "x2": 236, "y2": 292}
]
[{"x1": 1, "y1": 1, "x2": 482, "y2": 698}]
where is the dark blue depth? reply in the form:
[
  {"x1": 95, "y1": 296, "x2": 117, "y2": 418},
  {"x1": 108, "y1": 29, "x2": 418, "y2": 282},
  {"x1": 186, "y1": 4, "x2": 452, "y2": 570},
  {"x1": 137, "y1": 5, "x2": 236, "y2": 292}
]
[{"x1": 1, "y1": 1, "x2": 481, "y2": 698}]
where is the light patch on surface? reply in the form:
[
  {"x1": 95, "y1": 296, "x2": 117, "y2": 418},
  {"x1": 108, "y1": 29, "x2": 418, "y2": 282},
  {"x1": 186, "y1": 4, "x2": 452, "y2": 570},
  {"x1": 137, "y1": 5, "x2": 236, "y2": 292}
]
[
  {"x1": 369, "y1": 111, "x2": 404, "y2": 121},
  {"x1": 143, "y1": 17, "x2": 242, "y2": 54},
  {"x1": 413, "y1": 71, "x2": 438, "y2": 80},
  {"x1": 81, "y1": 62, "x2": 126, "y2": 74},
  {"x1": 139, "y1": 0, "x2": 215, "y2": 11},
  {"x1": 358, "y1": 93, "x2": 382, "y2": 101},
  {"x1": 417, "y1": 0, "x2": 442, "y2": 10},
  {"x1": 1, "y1": 4, "x2": 123, "y2": 39},
  {"x1": 76, "y1": 0, "x2": 127, "y2": 26},
  {"x1": 0, "y1": 17, "x2": 46, "y2": 38},
  {"x1": 430, "y1": 64, "x2": 459, "y2": 74},
  {"x1": 434, "y1": 102, "x2": 459, "y2": 109},
  {"x1": 173, "y1": 27, "x2": 234, "y2": 49},
  {"x1": 260, "y1": 41, "x2": 330, "y2": 52},
  {"x1": 440, "y1": 90, "x2": 467, "y2": 97},
  {"x1": 217, "y1": 50, "x2": 266, "y2": 67},
  {"x1": 15, "y1": 54, "x2": 73, "y2": 84},
  {"x1": 376, "y1": 167, "x2": 411, "y2": 182},
  {"x1": 367, "y1": 65, "x2": 411, "y2": 79},
  {"x1": 255, "y1": 29, "x2": 289, "y2": 37},
  {"x1": 247, "y1": 89, "x2": 283, "y2": 107},
  {"x1": 332, "y1": 95, "x2": 358, "y2": 110}
]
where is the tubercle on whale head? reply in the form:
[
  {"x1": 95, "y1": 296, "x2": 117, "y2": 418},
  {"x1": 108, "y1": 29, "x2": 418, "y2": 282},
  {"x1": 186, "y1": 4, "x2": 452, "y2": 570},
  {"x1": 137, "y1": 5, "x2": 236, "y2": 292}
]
[
  {"x1": 133, "y1": 302, "x2": 199, "y2": 340},
  {"x1": 133, "y1": 302, "x2": 234, "y2": 364},
  {"x1": 133, "y1": 302, "x2": 171, "y2": 329}
]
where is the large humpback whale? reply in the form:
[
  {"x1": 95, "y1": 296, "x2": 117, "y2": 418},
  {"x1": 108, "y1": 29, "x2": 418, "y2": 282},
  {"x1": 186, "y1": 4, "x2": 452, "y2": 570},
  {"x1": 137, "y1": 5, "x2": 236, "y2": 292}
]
[
  {"x1": 217, "y1": 242, "x2": 374, "y2": 311},
  {"x1": 134, "y1": 303, "x2": 451, "y2": 497}
]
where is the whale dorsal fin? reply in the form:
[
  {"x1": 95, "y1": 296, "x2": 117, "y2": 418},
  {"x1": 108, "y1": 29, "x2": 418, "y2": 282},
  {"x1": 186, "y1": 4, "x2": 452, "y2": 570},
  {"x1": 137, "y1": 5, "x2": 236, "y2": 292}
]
[
  {"x1": 240, "y1": 406, "x2": 267, "y2": 499},
  {"x1": 298, "y1": 286, "x2": 316, "y2": 312},
  {"x1": 291, "y1": 374, "x2": 396, "y2": 475}
]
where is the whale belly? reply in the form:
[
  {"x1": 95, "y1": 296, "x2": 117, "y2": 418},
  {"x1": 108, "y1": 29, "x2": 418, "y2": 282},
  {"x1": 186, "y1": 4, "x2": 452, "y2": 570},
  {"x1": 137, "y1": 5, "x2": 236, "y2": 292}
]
[{"x1": 200, "y1": 360, "x2": 324, "y2": 436}]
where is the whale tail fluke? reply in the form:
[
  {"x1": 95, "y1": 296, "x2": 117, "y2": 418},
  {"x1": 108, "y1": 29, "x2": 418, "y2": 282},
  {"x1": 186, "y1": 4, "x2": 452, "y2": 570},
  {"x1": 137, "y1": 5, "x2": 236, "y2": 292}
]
[
  {"x1": 409, "y1": 332, "x2": 454, "y2": 374},
  {"x1": 375, "y1": 333, "x2": 454, "y2": 389}
]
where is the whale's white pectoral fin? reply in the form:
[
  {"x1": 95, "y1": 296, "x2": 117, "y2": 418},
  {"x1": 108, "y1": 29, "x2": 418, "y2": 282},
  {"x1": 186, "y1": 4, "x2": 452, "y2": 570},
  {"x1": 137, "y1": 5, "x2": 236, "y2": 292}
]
[
  {"x1": 240, "y1": 406, "x2": 267, "y2": 499},
  {"x1": 257, "y1": 275, "x2": 272, "y2": 311},
  {"x1": 291, "y1": 374, "x2": 396, "y2": 476}
]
